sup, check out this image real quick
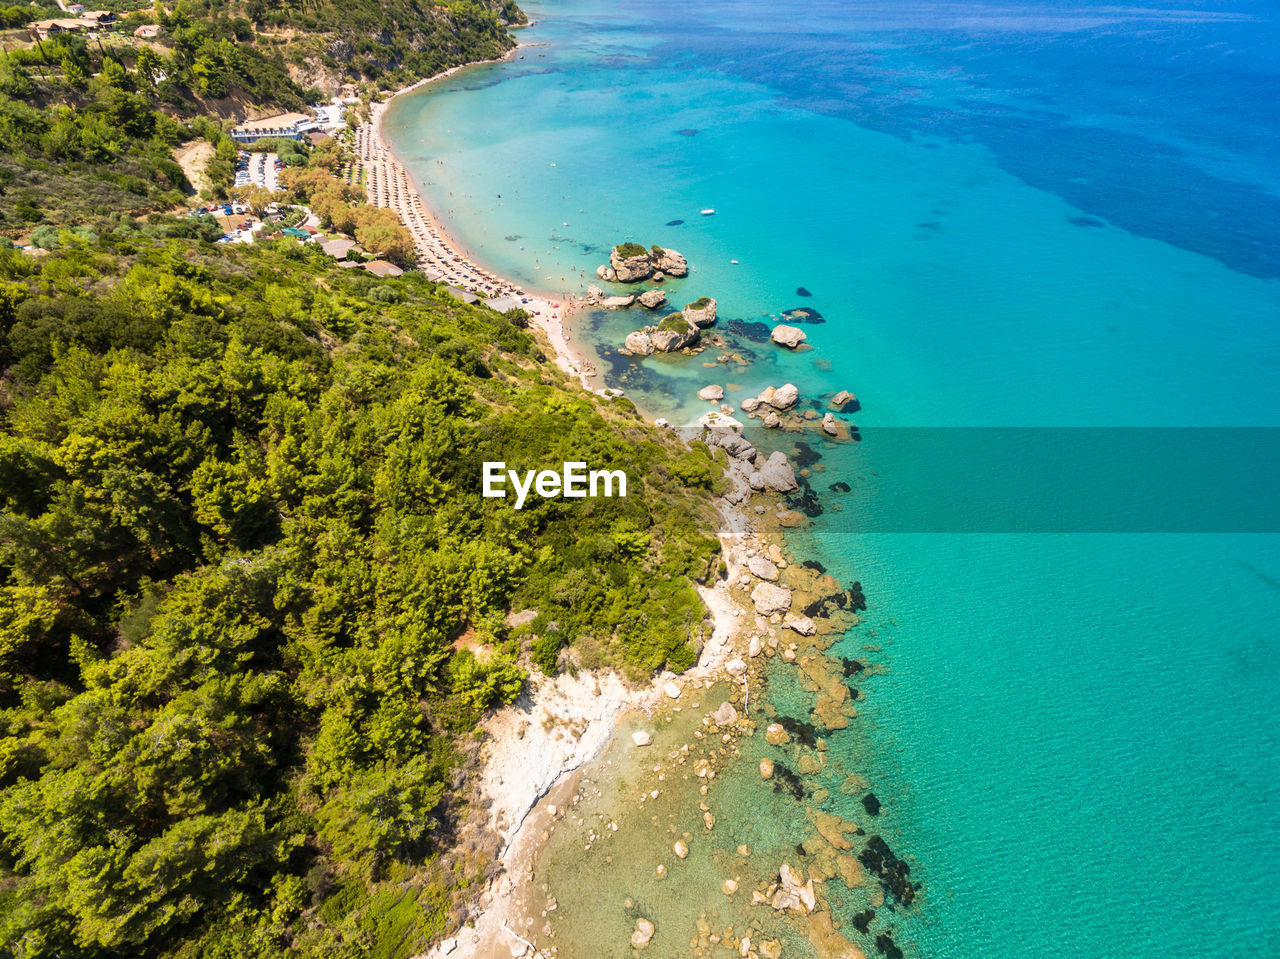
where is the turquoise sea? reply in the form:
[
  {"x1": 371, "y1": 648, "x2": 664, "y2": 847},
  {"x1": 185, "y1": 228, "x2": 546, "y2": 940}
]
[{"x1": 384, "y1": 0, "x2": 1280, "y2": 955}]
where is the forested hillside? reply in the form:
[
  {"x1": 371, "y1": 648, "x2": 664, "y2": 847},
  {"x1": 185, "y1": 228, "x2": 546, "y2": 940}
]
[{"x1": 0, "y1": 237, "x2": 724, "y2": 956}]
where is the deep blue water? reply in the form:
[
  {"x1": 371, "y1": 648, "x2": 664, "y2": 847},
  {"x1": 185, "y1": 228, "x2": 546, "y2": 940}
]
[{"x1": 384, "y1": 0, "x2": 1280, "y2": 954}]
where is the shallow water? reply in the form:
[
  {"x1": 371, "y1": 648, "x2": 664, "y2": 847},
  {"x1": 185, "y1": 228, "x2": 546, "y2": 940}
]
[{"x1": 385, "y1": 0, "x2": 1280, "y2": 954}]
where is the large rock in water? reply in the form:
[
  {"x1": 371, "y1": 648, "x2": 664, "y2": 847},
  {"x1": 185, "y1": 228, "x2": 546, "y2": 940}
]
[
  {"x1": 610, "y1": 245, "x2": 655, "y2": 282},
  {"x1": 771, "y1": 324, "x2": 808, "y2": 349},
  {"x1": 830, "y1": 389, "x2": 856, "y2": 409},
  {"x1": 596, "y1": 264, "x2": 618, "y2": 282},
  {"x1": 653, "y1": 247, "x2": 689, "y2": 277},
  {"x1": 758, "y1": 383, "x2": 799, "y2": 410},
  {"x1": 651, "y1": 314, "x2": 700, "y2": 352},
  {"x1": 683, "y1": 297, "x2": 718, "y2": 328},
  {"x1": 638, "y1": 288, "x2": 668, "y2": 309},
  {"x1": 602, "y1": 294, "x2": 636, "y2": 308},
  {"x1": 697, "y1": 384, "x2": 725, "y2": 401},
  {"x1": 625, "y1": 330, "x2": 655, "y2": 355},
  {"x1": 759, "y1": 451, "x2": 799, "y2": 492},
  {"x1": 751, "y1": 581, "x2": 792, "y2": 615}
]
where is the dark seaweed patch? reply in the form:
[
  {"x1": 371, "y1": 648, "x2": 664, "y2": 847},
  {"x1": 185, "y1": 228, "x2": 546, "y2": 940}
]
[
  {"x1": 796, "y1": 286, "x2": 812, "y2": 297},
  {"x1": 774, "y1": 716, "x2": 819, "y2": 748},
  {"x1": 504, "y1": 235, "x2": 521, "y2": 242},
  {"x1": 875, "y1": 932, "x2": 904, "y2": 959},
  {"x1": 771, "y1": 762, "x2": 806, "y2": 801},
  {"x1": 788, "y1": 482, "x2": 824, "y2": 518},
  {"x1": 829, "y1": 481, "x2": 851, "y2": 493},
  {"x1": 726, "y1": 319, "x2": 771, "y2": 342},
  {"x1": 800, "y1": 559, "x2": 827, "y2": 574},
  {"x1": 793, "y1": 442, "x2": 822, "y2": 468},
  {"x1": 677, "y1": 128, "x2": 699, "y2": 136},
  {"x1": 665, "y1": 219, "x2": 684, "y2": 226},
  {"x1": 860, "y1": 835, "x2": 917, "y2": 906},
  {"x1": 862, "y1": 793, "x2": 881, "y2": 816},
  {"x1": 852, "y1": 910, "x2": 876, "y2": 933},
  {"x1": 848, "y1": 581, "x2": 867, "y2": 612},
  {"x1": 841, "y1": 657, "x2": 865, "y2": 678}
]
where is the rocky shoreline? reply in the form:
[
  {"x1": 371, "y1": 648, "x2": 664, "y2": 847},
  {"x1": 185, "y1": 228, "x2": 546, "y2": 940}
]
[{"x1": 384, "y1": 62, "x2": 897, "y2": 959}]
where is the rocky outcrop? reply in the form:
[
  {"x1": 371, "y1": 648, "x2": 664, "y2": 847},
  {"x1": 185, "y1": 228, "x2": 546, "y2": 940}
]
[
  {"x1": 610, "y1": 245, "x2": 655, "y2": 282},
  {"x1": 748, "y1": 554, "x2": 780, "y2": 581},
  {"x1": 650, "y1": 314, "x2": 700, "y2": 352},
  {"x1": 751, "y1": 581, "x2": 792, "y2": 615},
  {"x1": 759, "y1": 451, "x2": 799, "y2": 492},
  {"x1": 585, "y1": 284, "x2": 604, "y2": 305},
  {"x1": 602, "y1": 294, "x2": 636, "y2": 308},
  {"x1": 773, "y1": 863, "x2": 817, "y2": 913},
  {"x1": 757, "y1": 383, "x2": 799, "y2": 410},
  {"x1": 631, "y1": 918, "x2": 655, "y2": 948},
  {"x1": 697, "y1": 384, "x2": 725, "y2": 402},
  {"x1": 785, "y1": 615, "x2": 817, "y2": 636},
  {"x1": 762, "y1": 411, "x2": 780, "y2": 429},
  {"x1": 822, "y1": 412, "x2": 837, "y2": 436},
  {"x1": 624, "y1": 331, "x2": 655, "y2": 355},
  {"x1": 683, "y1": 297, "x2": 717, "y2": 328},
  {"x1": 712, "y1": 701, "x2": 739, "y2": 726},
  {"x1": 653, "y1": 246, "x2": 689, "y2": 277},
  {"x1": 830, "y1": 389, "x2": 856, "y2": 409},
  {"x1": 740, "y1": 396, "x2": 761, "y2": 413},
  {"x1": 771, "y1": 324, "x2": 808, "y2": 349},
  {"x1": 638, "y1": 289, "x2": 667, "y2": 309},
  {"x1": 600, "y1": 244, "x2": 689, "y2": 283}
]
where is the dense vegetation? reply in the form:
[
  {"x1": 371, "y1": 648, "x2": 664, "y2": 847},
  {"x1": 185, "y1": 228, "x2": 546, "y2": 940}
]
[
  {"x1": 614, "y1": 242, "x2": 647, "y2": 260},
  {"x1": 0, "y1": 235, "x2": 724, "y2": 956}
]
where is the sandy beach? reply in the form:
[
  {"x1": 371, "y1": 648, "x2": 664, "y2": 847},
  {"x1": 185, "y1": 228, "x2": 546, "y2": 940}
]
[{"x1": 357, "y1": 60, "x2": 595, "y2": 389}]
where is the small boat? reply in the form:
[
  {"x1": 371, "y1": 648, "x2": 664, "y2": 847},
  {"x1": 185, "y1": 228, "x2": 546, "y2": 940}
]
[
  {"x1": 700, "y1": 208, "x2": 716, "y2": 216},
  {"x1": 730, "y1": 259, "x2": 739, "y2": 264}
]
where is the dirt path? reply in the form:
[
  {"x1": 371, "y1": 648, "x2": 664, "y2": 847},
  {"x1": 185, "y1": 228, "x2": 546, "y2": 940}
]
[{"x1": 172, "y1": 140, "x2": 215, "y2": 197}]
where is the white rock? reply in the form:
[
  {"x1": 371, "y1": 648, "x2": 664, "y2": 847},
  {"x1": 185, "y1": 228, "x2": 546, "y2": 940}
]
[
  {"x1": 631, "y1": 918, "x2": 655, "y2": 947},
  {"x1": 638, "y1": 288, "x2": 667, "y2": 309},
  {"x1": 785, "y1": 615, "x2": 817, "y2": 636},
  {"x1": 664, "y1": 681, "x2": 682, "y2": 700},
  {"x1": 822, "y1": 412, "x2": 837, "y2": 436},
  {"x1": 632, "y1": 730, "x2": 653, "y2": 746},
  {"x1": 762, "y1": 412, "x2": 780, "y2": 429},
  {"x1": 758, "y1": 451, "x2": 799, "y2": 492},
  {"x1": 713, "y1": 701, "x2": 739, "y2": 725},
  {"x1": 748, "y1": 636, "x2": 762, "y2": 657},
  {"x1": 831, "y1": 389, "x2": 856, "y2": 409},
  {"x1": 725, "y1": 658, "x2": 747, "y2": 676},
  {"x1": 673, "y1": 840, "x2": 689, "y2": 859},
  {"x1": 441, "y1": 938, "x2": 458, "y2": 956},
  {"x1": 747, "y1": 555, "x2": 779, "y2": 581},
  {"x1": 740, "y1": 396, "x2": 762, "y2": 412},
  {"x1": 602, "y1": 294, "x2": 636, "y2": 308},
  {"x1": 699, "y1": 410, "x2": 743, "y2": 431},
  {"x1": 771, "y1": 324, "x2": 807, "y2": 349},
  {"x1": 697, "y1": 384, "x2": 725, "y2": 402},
  {"x1": 751, "y1": 582, "x2": 792, "y2": 615},
  {"x1": 625, "y1": 330, "x2": 654, "y2": 355}
]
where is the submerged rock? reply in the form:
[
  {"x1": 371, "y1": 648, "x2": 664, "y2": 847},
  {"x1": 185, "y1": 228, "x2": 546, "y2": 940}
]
[
  {"x1": 602, "y1": 294, "x2": 636, "y2": 308},
  {"x1": 632, "y1": 730, "x2": 653, "y2": 746},
  {"x1": 765, "y1": 723, "x2": 792, "y2": 746},
  {"x1": 760, "y1": 757, "x2": 775, "y2": 779}
]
